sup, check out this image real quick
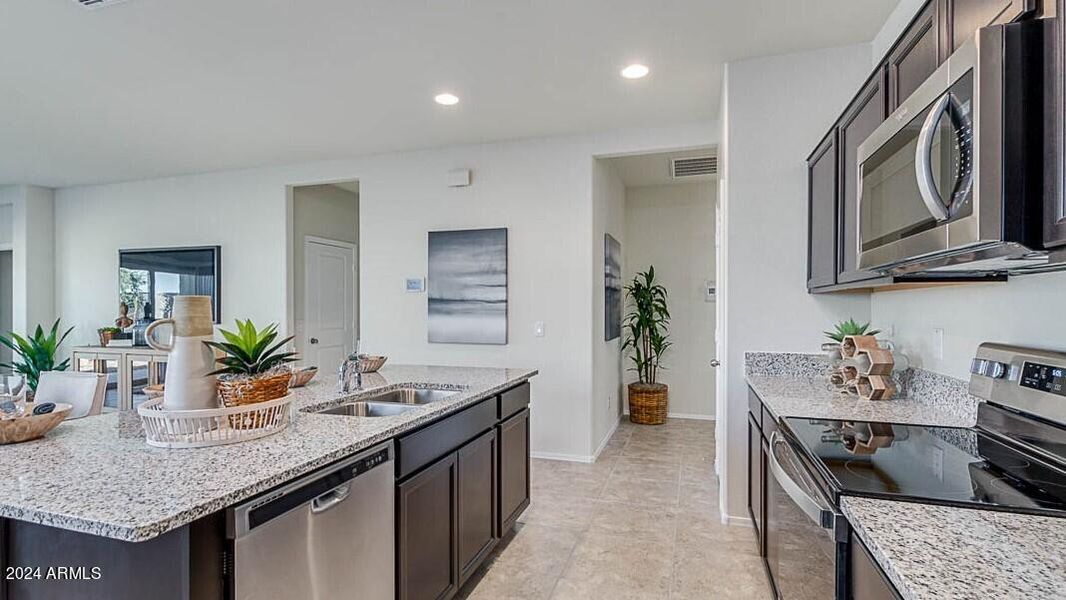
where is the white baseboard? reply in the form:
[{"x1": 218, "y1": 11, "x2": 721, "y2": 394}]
[
  {"x1": 591, "y1": 417, "x2": 621, "y2": 460},
  {"x1": 622, "y1": 409, "x2": 715, "y2": 421},
  {"x1": 530, "y1": 451, "x2": 594, "y2": 463},
  {"x1": 722, "y1": 513, "x2": 752, "y2": 526}
]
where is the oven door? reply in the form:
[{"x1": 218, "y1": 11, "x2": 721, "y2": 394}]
[
  {"x1": 765, "y1": 431, "x2": 846, "y2": 600},
  {"x1": 857, "y1": 27, "x2": 1000, "y2": 273}
]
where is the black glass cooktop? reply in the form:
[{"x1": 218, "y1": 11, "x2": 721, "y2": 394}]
[{"x1": 783, "y1": 417, "x2": 1066, "y2": 516}]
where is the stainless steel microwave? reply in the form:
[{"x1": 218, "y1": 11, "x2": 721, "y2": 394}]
[{"x1": 856, "y1": 22, "x2": 1047, "y2": 274}]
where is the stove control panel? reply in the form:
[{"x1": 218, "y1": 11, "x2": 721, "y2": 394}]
[{"x1": 970, "y1": 343, "x2": 1066, "y2": 426}]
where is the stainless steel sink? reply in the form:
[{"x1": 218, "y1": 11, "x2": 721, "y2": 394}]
[
  {"x1": 315, "y1": 402, "x2": 418, "y2": 417},
  {"x1": 369, "y1": 388, "x2": 459, "y2": 405}
]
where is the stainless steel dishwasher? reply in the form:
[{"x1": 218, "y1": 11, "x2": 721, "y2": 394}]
[{"x1": 228, "y1": 441, "x2": 394, "y2": 600}]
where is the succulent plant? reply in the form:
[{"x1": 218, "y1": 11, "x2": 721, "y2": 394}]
[
  {"x1": 0, "y1": 320, "x2": 74, "y2": 392},
  {"x1": 204, "y1": 320, "x2": 298, "y2": 378},
  {"x1": 824, "y1": 318, "x2": 881, "y2": 343}
]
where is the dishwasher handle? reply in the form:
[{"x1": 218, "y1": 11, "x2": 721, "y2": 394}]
[{"x1": 311, "y1": 483, "x2": 352, "y2": 514}]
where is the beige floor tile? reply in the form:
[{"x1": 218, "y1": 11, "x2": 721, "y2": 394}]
[
  {"x1": 599, "y1": 472, "x2": 680, "y2": 506},
  {"x1": 586, "y1": 500, "x2": 678, "y2": 544},
  {"x1": 681, "y1": 461, "x2": 718, "y2": 486},
  {"x1": 680, "y1": 482, "x2": 720, "y2": 513},
  {"x1": 609, "y1": 456, "x2": 682, "y2": 484},
  {"x1": 551, "y1": 532, "x2": 674, "y2": 600},
  {"x1": 671, "y1": 538, "x2": 771, "y2": 599},
  {"x1": 459, "y1": 523, "x2": 583, "y2": 600},
  {"x1": 518, "y1": 497, "x2": 596, "y2": 531}
]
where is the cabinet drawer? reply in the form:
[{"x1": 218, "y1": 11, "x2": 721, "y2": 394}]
[
  {"x1": 498, "y1": 382, "x2": 530, "y2": 420},
  {"x1": 397, "y1": 398, "x2": 497, "y2": 480},
  {"x1": 747, "y1": 388, "x2": 763, "y2": 428}
]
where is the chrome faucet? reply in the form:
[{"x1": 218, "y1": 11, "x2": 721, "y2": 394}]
[{"x1": 339, "y1": 339, "x2": 364, "y2": 394}]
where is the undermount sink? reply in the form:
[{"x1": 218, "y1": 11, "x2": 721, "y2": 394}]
[
  {"x1": 315, "y1": 401, "x2": 417, "y2": 417},
  {"x1": 314, "y1": 387, "x2": 460, "y2": 417},
  {"x1": 369, "y1": 387, "x2": 459, "y2": 405}
]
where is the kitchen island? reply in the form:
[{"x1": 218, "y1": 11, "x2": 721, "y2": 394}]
[{"x1": 0, "y1": 365, "x2": 536, "y2": 599}]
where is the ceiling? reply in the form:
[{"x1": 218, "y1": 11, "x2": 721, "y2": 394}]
[
  {"x1": 0, "y1": 0, "x2": 897, "y2": 188},
  {"x1": 608, "y1": 148, "x2": 717, "y2": 188}
]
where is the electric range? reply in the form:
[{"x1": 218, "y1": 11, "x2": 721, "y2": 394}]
[{"x1": 763, "y1": 343, "x2": 1066, "y2": 600}]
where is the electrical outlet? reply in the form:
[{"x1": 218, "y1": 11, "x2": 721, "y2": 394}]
[{"x1": 933, "y1": 327, "x2": 944, "y2": 360}]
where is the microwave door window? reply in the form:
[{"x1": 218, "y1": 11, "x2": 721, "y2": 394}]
[{"x1": 860, "y1": 109, "x2": 939, "y2": 252}]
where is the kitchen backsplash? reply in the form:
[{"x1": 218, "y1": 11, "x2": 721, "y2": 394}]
[{"x1": 744, "y1": 351, "x2": 980, "y2": 423}]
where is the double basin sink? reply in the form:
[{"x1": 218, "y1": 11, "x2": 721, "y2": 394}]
[{"x1": 315, "y1": 387, "x2": 459, "y2": 417}]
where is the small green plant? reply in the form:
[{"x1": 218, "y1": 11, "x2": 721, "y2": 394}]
[
  {"x1": 97, "y1": 326, "x2": 122, "y2": 335},
  {"x1": 622, "y1": 267, "x2": 671, "y2": 385},
  {"x1": 824, "y1": 318, "x2": 881, "y2": 343},
  {"x1": 204, "y1": 319, "x2": 298, "y2": 378},
  {"x1": 0, "y1": 320, "x2": 74, "y2": 392}
]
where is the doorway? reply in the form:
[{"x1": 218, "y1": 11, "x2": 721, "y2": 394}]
[{"x1": 290, "y1": 181, "x2": 359, "y2": 370}]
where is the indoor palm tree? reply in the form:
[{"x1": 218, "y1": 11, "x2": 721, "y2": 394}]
[
  {"x1": 0, "y1": 320, "x2": 74, "y2": 393},
  {"x1": 622, "y1": 266, "x2": 671, "y2": 425}
]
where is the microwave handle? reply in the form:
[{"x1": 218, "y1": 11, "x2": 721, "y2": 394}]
[
  {"x1": 914, "y1": 93, "x2": 953, "y2": 222},
  {"x1": 768, "y1": 432, "x2": 834, "y2": 529}
]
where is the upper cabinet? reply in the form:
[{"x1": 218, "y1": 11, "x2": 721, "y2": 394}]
[
  {"x1": 807, "y1": 131, "x2": 838, "y2": 291},
  {"x1": 888, "y1": 1, "x2": 943, "y2": 112},
  {"x1": 836, "y1": 71, "x2": 888, "y2": 285},
  {"x1": 1046, "y1": 0, "x2": 1066, "y2": 247},
  {"x1": 943, "y1": 0, "x2": 1036, "y2": 52}
]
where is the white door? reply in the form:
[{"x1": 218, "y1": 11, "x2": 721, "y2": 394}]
[{"x1": 304, "y1": 238, "x2": 356, "y2": 373}]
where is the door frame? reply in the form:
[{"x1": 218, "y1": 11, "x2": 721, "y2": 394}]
[{"x1": 302, "y1": 235, "x2": 358, "y2": 364}]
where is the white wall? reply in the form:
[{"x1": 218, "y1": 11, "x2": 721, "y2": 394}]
[
  {"x1": 717, "y1": 44, "x2": 874, "y2": 522},
  {"x1": 292, "y1": 183, "x2": 360, "y2": 357},
  {"x1": 54, "y1": 122, "x2": 717, "y2": 460},
  {"x1": 0, "y1": 185, "x2": 56, "y2": 337},
  {"x1": 624, "y1": 182, "x2": 716, "y2": 419},
  {"x1": 591, "y1": 158, "x2": 626, "y2": 455}
]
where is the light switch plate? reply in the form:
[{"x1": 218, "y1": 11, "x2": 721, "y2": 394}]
[{"x1": 533, "y1": 321, "x2": 545, "y2": 337}]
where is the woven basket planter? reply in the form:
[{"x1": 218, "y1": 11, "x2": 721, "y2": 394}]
[
  {"x1": 217, "y1": 371, "x2": 292, "y2": 408},
  {"x1": 628, "y1": 383, "x2": 668, "y2": 425}
]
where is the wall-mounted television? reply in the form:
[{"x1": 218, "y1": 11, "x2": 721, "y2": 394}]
[{"x1": 119, "y1": 246, "x2": 221, "y2": 324}]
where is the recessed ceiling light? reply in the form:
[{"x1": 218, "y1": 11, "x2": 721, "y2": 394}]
[
  {"x1": 620, "y1": 64, "x2": 650, "y2": 79},
  {"x1": 434, "y1": 93, "x2": 460, "y2": 106}
]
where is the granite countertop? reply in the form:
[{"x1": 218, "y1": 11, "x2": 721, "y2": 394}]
[
  {"x1": 0, "y1": 365, "x2": 536, "y2": 542},
  {"x1": 746, "y1": 374, "x2": 976, "y2": 428},
  {"x1": 842, "y1": 496, "x2": 1066, "y2": 600}
]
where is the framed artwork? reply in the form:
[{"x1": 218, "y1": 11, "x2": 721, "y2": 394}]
[
  {"x1": 428, "y1": 228, "x2": 508, "y2": 344},
  {"x1": 605, "y1": 233, "x2": 622, "y2": 341}
]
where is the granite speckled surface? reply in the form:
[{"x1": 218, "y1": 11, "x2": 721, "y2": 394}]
[
  {"x1": 0, "y1": 365, "x2": 536, "y2": 542},
  {"x1": 744, "y1": 352, "x2": 977, "y2": 427},
  {"x1": 842, "y1": 496, "x2": 1066, "y2": 600}
]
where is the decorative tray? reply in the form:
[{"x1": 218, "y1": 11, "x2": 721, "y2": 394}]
[{"x1": 137, "y1": 394, "x2": 292, "y2": 449}]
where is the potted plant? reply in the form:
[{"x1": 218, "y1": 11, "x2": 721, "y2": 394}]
[
  {"x1": 622, "y1": 267, "x2": 671, "y2": 425},
  {"x1": 97, "y1": 326, "x2": 121, "y2": 347},
  {"x1": 823, "y1": 319, "x2": 880, "y2": 359},
  {"x1": 204, "y1": 320, "x2": 298, "y2": 407},
  {"x1": 0, "y1": 320, "x2": 74, "y2": 395}
]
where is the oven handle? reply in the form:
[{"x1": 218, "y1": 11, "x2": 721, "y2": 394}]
[
  {"x1": 914, "y1": 92, "x2": 953, "y2": 222},
  {"x1": 768, "y1": 432, "x2": 834, "y2": 530}
]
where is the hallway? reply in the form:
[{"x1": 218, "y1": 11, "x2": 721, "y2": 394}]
[{"x1": 458, "y1": 418, "x2": 770, "y2": 599}]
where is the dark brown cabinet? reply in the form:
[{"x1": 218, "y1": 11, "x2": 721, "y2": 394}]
[
  {"x1": 943, "y1": 0, "x2": 1035, "y2": 52},
  {"x1": 498, "y1": 407, "x2": 530, "y2": 533},
  {"x1": 747, "y1": 413, "x2": 765, "y2": 555},
  {"x1": 849, "y1": 531, "x2": 903, "y2": 599},
  {"x1": 1046, "y1": 0, "x2": 1066, "y2": 247},
  {"x1": 457, "y1": 430, "x2": 498, "y2": 584},
  {"x1": 807, "y1": 131, "x2": 839, "y2": 290},
  {"x1": 888, "y1": 1, "x2": 941, "y2": 111},
  {"x1": 398, "y1": 453, "x2": 459, "y2": 600},
  {"x1": 837, "y1": 71, "x2": 888, "y2": 284}
]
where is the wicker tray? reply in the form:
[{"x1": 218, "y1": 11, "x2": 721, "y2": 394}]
[{"x1": 137, "y1": 394, "x2": 292, "y2": 448}]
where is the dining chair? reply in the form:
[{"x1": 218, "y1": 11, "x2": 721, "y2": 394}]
[{"x1": 35, "y1": 371, "x2": 107, "y2": 419}]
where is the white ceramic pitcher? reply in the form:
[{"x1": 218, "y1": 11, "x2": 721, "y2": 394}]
[{"x1": 145, "y1": 296, "x2": 218, "y2": 411}]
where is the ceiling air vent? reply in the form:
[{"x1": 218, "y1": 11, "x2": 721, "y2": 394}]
[
  {"x1": 73, "y1": 0, "x2": 130, "y2": 9},
  {"x1": 670, "y1": 156, "x2": 717, "y2": 178}
]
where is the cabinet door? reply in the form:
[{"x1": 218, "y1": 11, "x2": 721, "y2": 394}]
[
  {"x1": 888, "y1": 1, "x2": 940, "y2": 112},
  {"x1": 849, "y1": 531, "x2": 903, "y2": 599},
  {"x1": 944, "y1": 0, "x2": 1034, "y2": 52},
  {"x1": 398, "y1": 453, "x2": 458, "y2": 600},
  {"x1": 457, "y1": 429, "x2": 498, "y2": 584},
  {"x1": 747, "y1": 414, "x2": 764, "y2": 555},
  {"x1": 837, "y1": 71, "x2": 888, "y2": 284},
  {"x1": 807, "y1": 130, "x2": 839, "y2": 290},
  {"x1": 1046, "y1": 0, "x2": 1066, "y2": 247},
  {"x1": 498, "y1": 408, "x2": 530, "y2": 533}
]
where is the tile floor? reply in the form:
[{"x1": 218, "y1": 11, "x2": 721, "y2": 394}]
[{"x1": 457, "y1": 418, "x2": 772, "y2": 599}]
